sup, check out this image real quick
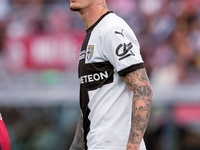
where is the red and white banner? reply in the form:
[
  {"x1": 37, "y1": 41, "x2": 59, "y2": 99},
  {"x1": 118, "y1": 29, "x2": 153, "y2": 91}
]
[{"x1": 2, "y1": 32, "x2": 85, "y2": 72}]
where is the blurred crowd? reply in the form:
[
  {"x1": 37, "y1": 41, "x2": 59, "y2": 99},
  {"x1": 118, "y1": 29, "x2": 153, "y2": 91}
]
[
  {"x1": 0, "y1": 105, "x2": 80, "y2": 150},
  {"x1": 0, "y1": 0, "x2": 200, "y2": 85},
  {"x1": 108, "y1": 0, "x2": 200, "y2": 85}
]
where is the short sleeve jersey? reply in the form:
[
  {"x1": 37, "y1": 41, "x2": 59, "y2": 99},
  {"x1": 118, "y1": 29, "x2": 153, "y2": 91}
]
[{"x1": 78, "y1": 11, "x2": 146, "y2": 150}]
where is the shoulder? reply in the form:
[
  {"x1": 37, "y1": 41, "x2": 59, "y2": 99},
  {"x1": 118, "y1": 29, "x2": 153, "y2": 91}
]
[
  {"x1": 104, "y1": 13, "x2": 127, "y2": 27},
  {"x1": 98, "y1": 13, "x2": 131, "y2": 34},
  {"x1": 99, "y1": 13, "x2": 137, "y2": 40}
]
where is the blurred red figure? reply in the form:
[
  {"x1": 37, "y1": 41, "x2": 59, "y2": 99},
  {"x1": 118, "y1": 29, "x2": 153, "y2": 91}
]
[{"x1": 0, "y1": 113, "x2": 10, "y2": 150}]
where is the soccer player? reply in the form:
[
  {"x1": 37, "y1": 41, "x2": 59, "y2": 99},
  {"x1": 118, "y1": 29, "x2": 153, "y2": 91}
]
[
  {"x1": 0, "y1": 113, "x2": 10, "y2": 150},
  {"x1": 69, "y1": 0, "x2": 153, "y2": 150}
]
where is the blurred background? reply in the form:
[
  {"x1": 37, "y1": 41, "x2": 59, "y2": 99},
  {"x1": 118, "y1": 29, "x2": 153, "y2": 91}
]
[{"x1": 0, "y1": 0, "x2": 200, "y2": 150}]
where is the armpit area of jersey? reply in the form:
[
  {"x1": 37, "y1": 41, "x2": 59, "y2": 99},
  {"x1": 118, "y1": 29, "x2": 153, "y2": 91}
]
[
  {"x1": 0, "y1": 113, "x2": 10, "y2": 150},
  {"x1": 118, "y1": 63, "x2": 145, "y2": 77}
]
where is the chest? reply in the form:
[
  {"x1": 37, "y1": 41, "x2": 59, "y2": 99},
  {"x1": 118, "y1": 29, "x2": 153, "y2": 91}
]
[
  {"x1": 78, "y1": 32, "x2": 108, "y2": 75},
  {"x1": 78, "y1": 33, "x2": 113, "y2": 87}
]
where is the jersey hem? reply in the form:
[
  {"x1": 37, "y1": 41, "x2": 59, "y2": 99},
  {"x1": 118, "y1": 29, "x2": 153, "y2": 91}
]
[{"x1": 118, "y1": 63, "x2": 145, "y2": 76}]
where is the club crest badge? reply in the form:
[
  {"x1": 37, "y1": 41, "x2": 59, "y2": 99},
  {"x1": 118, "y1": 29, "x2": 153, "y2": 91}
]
[{"x1": 87, "y1": 45, "x2": 94, "y2": 61}]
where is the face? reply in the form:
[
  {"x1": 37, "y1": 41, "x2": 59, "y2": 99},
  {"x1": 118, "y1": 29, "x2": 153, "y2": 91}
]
[
  {"x1": 70, "y1": 0, "x2": 94, "y2": 12},
  {"x1": 134, "y1": 100, "x2": 149, "y2": 122}
]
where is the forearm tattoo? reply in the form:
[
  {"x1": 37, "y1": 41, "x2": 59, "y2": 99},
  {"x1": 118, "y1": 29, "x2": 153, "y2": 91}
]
[
  {"x1": 69, "y1": 116, "x2": 85, "y2": 150},
  {"x1": 123, "y1": 68, "x2": 153, "y2": 145},
  {"x1": 127, "y1": 145, "x2": 139, "y2": 150},
  {"x1": 96, "y1": 2, "x2": 107, "y2": 9}
]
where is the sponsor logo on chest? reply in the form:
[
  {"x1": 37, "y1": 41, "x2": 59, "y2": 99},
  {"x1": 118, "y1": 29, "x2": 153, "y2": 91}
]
[
  {"x1": 80, "y1": 71, "x2": 108, "y2": 84},
  {"x1": 79, "y1": 49, "x2": 86, "y2": 60}
]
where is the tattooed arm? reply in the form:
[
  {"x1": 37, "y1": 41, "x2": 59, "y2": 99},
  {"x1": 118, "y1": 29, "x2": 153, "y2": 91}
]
[
  {"x1": 69, "y1": 115, "x2": 85, "y2": 150},
  {"x1": 122, "y1": 68, "x2": 153, "y2": 150}
]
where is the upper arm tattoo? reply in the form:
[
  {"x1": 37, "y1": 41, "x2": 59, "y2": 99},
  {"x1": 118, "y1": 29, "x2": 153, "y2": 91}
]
[
  {"x1": 122, "y1": 68, "x2": 152, "y2": 98},
  {"x1": 122, "y1": 68, "x2": 153, "y2": 145},
  {"x1": 123, "y1": 68, "x2": 148, "y2": 85}
]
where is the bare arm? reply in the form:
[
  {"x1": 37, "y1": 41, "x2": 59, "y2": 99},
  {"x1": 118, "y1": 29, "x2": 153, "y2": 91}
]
[
  {"x1": 122, "y1": 68, "x2": 153, "y2": 150},
  {"x1": 69, "y1": 115, "x2": 85, "y2": 150}
]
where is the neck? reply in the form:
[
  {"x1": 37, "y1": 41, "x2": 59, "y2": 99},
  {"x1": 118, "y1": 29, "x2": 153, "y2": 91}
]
[{"x1": 79, "y1": 2, "x2": 109, "y2": 29}]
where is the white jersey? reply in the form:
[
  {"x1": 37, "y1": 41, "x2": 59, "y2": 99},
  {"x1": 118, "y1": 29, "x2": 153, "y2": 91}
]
[{"x1": 78, "y1": 11, "x2": 146, "y2": 150}]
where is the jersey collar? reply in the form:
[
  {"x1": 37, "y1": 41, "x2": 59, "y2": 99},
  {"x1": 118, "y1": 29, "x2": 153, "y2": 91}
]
[{"x1": 86, "y1": 11, "x2": 113, "y2": 34}]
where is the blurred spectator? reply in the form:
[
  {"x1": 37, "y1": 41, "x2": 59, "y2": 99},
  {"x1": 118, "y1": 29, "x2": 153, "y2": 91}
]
[
  {"x1": 0, "y1": 0, "x2": 11, "y2": 21},
  {"x1": 45, "y1": 8, "x2": 70, "y2": 34},
  {"x1": 0, "y1": 22, "x2": 6, "y2": 53}
]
